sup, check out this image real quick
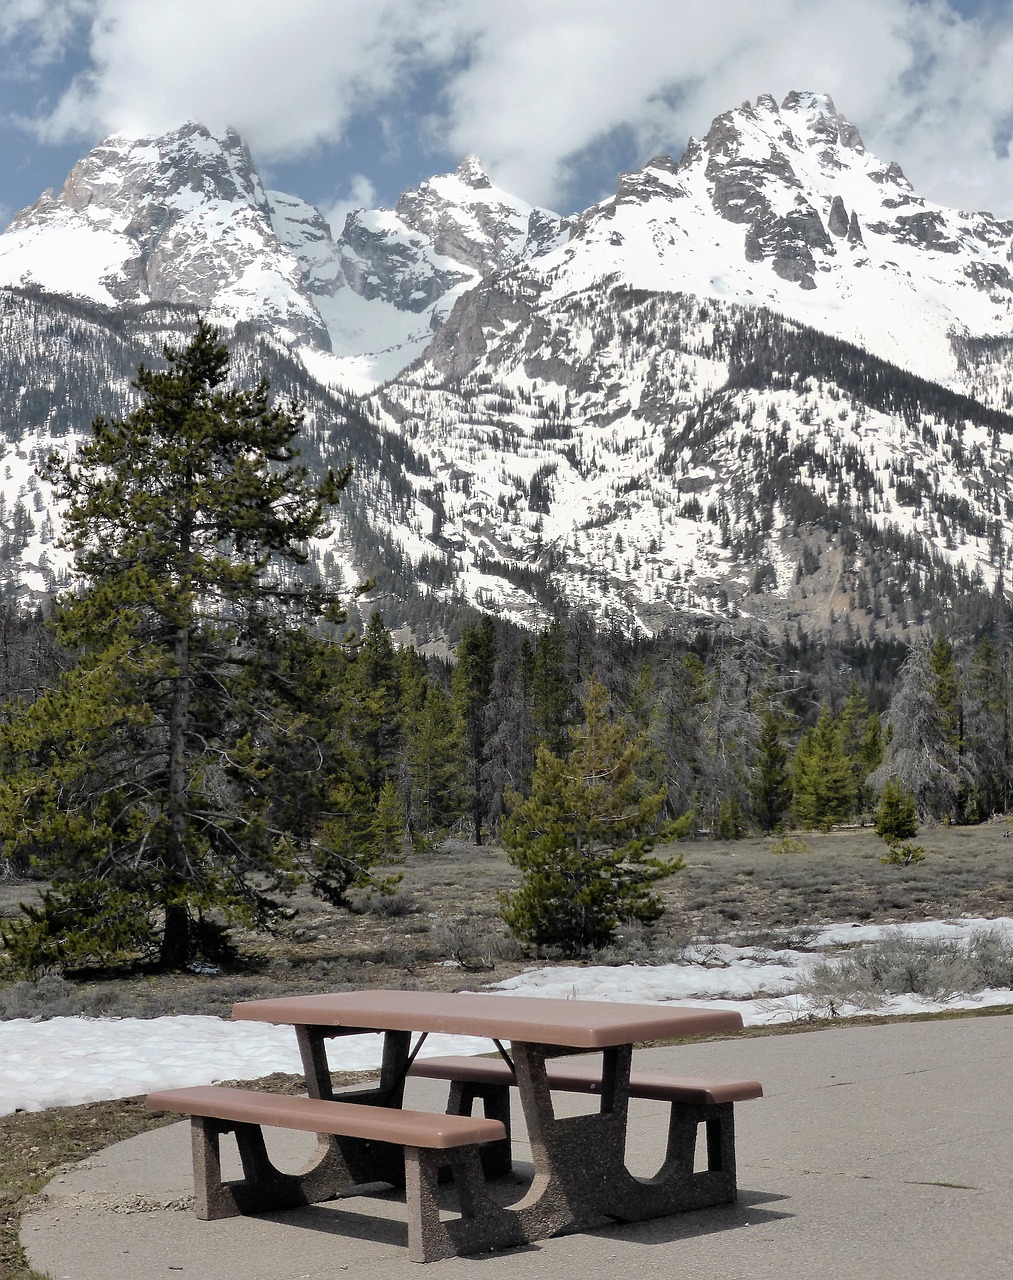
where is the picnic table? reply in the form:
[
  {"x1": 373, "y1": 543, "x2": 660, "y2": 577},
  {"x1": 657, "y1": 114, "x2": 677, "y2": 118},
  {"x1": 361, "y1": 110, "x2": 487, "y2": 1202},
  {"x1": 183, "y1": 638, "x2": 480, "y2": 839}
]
[{"x1": 149, "y1": 989, "x2": 758, "y2": 1262}]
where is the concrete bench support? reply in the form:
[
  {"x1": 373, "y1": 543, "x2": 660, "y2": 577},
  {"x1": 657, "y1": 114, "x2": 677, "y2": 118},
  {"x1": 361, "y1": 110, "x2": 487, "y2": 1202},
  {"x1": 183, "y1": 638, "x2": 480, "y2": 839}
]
[
  {"x1": 409, "y1": 1055, "x2": 762, "y2": 1212},
  {"x1": 146, "y1": 1085, "x2": 525, "y2": 1263}
]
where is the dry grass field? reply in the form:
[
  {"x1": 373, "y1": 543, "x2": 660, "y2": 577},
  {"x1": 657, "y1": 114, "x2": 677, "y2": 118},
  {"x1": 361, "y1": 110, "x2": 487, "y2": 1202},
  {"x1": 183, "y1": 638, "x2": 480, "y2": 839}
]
[{"x1": 3, "y1": 824, "x2": 1011, "y2": 1017}]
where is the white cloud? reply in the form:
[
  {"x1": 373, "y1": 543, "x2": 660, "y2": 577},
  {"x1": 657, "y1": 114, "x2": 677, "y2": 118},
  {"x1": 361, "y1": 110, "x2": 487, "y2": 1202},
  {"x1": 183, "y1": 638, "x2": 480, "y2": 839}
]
[
  {"x1": 27, "y1": 0, "x2": 431, "y2": 154},
  {"x1": 7, "y1": 0, "x2": 1013, "y2": 217},
  {"x1": 425, "y1": 0, "x2": 1013, "y2": 215},
  {"x1": 0, "y1": 0, "x2": 93, "y2": 63},
  {"x1": 322, "y1": 173, "x2": 378, "y2": 237}
]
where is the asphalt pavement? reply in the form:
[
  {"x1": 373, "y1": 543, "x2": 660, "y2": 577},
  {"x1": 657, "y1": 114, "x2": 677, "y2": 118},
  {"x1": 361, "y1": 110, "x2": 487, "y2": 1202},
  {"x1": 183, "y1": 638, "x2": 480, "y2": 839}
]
[{"x1": 21, "y1": 1014, "x2": 1013, "y2": 1280}]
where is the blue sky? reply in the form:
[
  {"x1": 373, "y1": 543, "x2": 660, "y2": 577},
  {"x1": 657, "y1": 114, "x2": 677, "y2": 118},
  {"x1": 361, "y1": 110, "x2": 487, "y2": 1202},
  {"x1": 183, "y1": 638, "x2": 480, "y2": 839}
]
[{"x1": 1, "y1": 0, "x2": 1012, "y2": 231}]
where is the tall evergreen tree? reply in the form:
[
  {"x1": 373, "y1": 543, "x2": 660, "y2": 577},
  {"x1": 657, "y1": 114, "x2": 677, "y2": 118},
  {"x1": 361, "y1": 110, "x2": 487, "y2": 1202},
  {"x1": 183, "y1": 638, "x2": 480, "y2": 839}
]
[
  {"x1": 451, "y1": 615, "x2": 497, "y2": 844},
  {"x1": 837, "y1": 684, "x2": 884, "y2": 819},
  {"x1": 482, "y1": 633, "x2": 536, "y2": 830},
  {"x1": 695, "y1": 645, "x2": 758, "y2": 831},
  {"x1": 530, "y1": 618, "x2": 575, "y2": 756},
  {"x1": 752, "y1": 710, "x2": 792, "y2": 833},
  {"x1": 791, "y1": 705, "x2": 857, "y2": 831},
  {"x1": 650, "y1": 648, "x2": 707, "y2": 819},
  {"x1": 404, "y1": 677, "x2": 465, "y2": 845},
  {"x1": 347, "y1": 611, "x2": 403, "y2": 801},
  {"x1": 928, "y1": 635, "x2": 962, "y2": 751},
  {"x1": 0, "y1": 322, "x2": 361, "y2": 971},
  {"x1": 870, "y1": 637, "x2": 969, "y2": 822},
  {"x1": 962, "y1": 634, "x2": 1011, "y2": 819}
]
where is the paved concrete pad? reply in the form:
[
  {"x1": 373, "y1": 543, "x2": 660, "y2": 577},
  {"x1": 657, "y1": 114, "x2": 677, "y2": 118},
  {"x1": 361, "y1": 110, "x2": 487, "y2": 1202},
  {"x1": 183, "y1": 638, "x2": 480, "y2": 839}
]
[{"x1": 23, "y1": 1015, "x2": 1013, "y2": 1279}]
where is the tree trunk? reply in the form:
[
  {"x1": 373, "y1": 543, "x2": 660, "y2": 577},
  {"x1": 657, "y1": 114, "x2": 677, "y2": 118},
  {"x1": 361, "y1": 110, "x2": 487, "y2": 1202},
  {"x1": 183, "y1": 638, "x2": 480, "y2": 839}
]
[
  {"x1": 160, "y1": 901, "x2": 191, "y2": 969},
  {"x1": 163, "y1": 618, "x2": 192, "y2": 967},
  {"x1": 471, "y1": 754, "x2": 484, "y2": 846}
]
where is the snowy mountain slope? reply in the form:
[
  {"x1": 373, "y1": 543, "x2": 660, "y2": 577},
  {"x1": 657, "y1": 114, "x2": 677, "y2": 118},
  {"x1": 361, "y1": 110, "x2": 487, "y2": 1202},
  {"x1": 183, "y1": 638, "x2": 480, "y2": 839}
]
[
  {"x1": 350, "y1": 91, "x2": 1013, "y2": 636},
  {"x1": 0, "y1": 131, "x2": 567, "y2": 396},
  {"x1": 371, "y1": 280, "x2": 1013, "y2": 638},
  {"x1": 299, "y1": 157, "x2": 568, "y2": 392},
  {"x1": 422, "y1": 93, "x2": 1013, "y2": 402},
  {"x1": 0, "y1": 288, "x2": 449, "y2": 628},
  {"x1": 2, "y1": 92, "x2": 1013, "y2": 640}
]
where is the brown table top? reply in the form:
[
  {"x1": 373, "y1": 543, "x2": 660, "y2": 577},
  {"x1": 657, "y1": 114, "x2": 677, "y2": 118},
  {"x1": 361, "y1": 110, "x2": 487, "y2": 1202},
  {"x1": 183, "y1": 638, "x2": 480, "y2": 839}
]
[{"x1": 231, "y1": 989, "x2": 743, "y2": 1049}]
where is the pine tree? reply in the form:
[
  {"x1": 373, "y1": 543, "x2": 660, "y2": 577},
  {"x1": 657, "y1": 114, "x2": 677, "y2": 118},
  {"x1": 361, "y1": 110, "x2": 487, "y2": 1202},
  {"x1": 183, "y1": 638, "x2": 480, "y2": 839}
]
[
  {"x1": 482, "y1": 633, "x2": 537, "y2": 829},
  {"x1": 870, "y1": 638, "x2": 969, "y2": 822},
  {"x1": 695, "y1": 644, "x2": 760, "y2": 832},
  {"x1": 0, "y1": 322, "x2": 360, "y2": 972},
  {"x1": 962, "y1": 634, "x2": 1011, "y2": 820},
  {"x1": 791, "y1": 705, "x2": 857, "y2": 831},
  {"x1": 928, "y1": 635, "x2": 961, "y2": 751},
  {"x1": 404, "y1": 677, "x2": 465, "y2": 846},
  {"x1": 752, "y1": 710, "x2": 792, "y2": 833},
  {"x1": 501, "y1": 678, "x2": 682, "y2": 955},
  {"x1": 371, "y1": 779, "x2": 408, "y2": 863},
  {"x1": 348, "y1": 611, "x2": 402, "y2": 801},
  {"x1": 874, "y1": 776, "x2": 918, "y2": 841},
  {"x1": 451, "y1": 615, "x2": 497, "y2": 843},
  {"x1": 530, "y1": 618, "x2": 575, "y2": 756},
  {"x1": 650, "y1": 649, "x2": 707, "y2": 819}
]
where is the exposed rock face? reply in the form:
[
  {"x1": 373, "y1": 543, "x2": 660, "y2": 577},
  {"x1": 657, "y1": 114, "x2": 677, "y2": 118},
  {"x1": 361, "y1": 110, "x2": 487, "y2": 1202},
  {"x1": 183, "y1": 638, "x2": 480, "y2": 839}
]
[
  {"x1": 696, "y1": 96, "x2": 843, "y2": 289},
  {"x1": 268, "y1": 190, "x2": 342, "y2": 295},
  {"x1": 828, "y1": 196, "x2": 850, "y2": 237},
  {"x1": 346, "y1": 156, "x2": 568, "y2": 293},
  {"x1": 336, "y1": 209, "x2": 473, "y2": 313},
  {"x1": 395, "y1": 157, "x2": 536, "y2": 276},
  {"x1": 529, "y1": 87, "x2": 1013, "y2": 341},
  {"x1": 303, "y1": 158, "x2": 568, "y2": 384}
]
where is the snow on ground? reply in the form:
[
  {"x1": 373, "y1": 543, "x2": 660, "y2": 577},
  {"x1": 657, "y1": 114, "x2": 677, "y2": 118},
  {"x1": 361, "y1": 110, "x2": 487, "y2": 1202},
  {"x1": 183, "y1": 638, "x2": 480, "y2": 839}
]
[{"x1": 2, "y1": 917, "x2": 1011, "y2": 1116}]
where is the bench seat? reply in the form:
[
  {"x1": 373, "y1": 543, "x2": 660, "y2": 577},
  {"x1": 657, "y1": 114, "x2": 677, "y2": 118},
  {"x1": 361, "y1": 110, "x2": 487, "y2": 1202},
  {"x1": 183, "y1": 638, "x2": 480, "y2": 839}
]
[
  {"x1": 146, "y1": 1084, "x2": 505, "y2": 1148},
  {"x1": 408, "y1": 1055, "x2": 763, "y2": 1104},
  {"x1": 145, "y1": 1084, "x2": 522, "y2": 1262}
]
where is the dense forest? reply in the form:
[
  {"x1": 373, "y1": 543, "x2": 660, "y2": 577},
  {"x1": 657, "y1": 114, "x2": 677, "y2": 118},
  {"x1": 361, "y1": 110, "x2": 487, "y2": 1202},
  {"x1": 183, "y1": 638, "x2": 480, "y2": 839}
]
[{"x1": 0, "y1": 595, "x2": 1007, "y2": 855}]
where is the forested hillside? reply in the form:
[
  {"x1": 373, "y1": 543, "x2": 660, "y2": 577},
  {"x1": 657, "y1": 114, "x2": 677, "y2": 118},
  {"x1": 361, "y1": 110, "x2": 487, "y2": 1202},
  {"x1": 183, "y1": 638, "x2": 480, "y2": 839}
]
[{"x1": 0, "y1": 594, "x2": 1006, "y2": 852}]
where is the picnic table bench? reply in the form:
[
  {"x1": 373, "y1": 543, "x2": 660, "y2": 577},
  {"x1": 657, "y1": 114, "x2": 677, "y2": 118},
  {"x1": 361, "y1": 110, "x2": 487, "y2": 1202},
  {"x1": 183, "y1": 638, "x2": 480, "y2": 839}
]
[
  {"x1": 145, "y1": 1085, "x2": 522, "y2": 1262},
  {"x1": 148, "y1": 990, "x2": 757, "y2": 1262},
  {"x1": 408, "y1": 1054, "x2": 763, "y2": 1185}
]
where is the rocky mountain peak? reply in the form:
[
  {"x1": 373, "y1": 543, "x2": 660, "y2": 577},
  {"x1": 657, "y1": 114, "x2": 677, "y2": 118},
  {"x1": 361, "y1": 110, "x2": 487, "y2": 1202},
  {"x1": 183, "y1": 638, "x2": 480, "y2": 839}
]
[
  {"x1": 455, "y1": 155, "x2": 493, "y2": 189},
  {"x1": 16, "y1": 122, "x2": 268, "y2": 236},
  {"x1": 394, "y1": 161, "x2": 544, "y2": 276},
  {"x1": 0, "y1": 121, "x2": 328, "y2": 346}
]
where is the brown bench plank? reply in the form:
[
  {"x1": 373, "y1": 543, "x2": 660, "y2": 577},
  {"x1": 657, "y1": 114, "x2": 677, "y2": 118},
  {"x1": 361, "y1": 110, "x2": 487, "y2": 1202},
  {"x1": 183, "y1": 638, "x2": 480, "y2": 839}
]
[
  {"x1": 145, "y1": 1085, "x2": 506, "y2": 1148},
  {"x1": 408, "y1": 1055, "x2": 763, "y2": 1104}
]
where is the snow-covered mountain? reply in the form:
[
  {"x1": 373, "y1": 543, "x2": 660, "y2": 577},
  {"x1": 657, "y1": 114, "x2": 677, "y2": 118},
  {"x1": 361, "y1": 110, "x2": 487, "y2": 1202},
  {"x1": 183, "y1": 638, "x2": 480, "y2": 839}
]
[
  {"x1": 418, "y1": 92, "x2": 1013, "y2": 401},
  {"x1": 359, "y1": 92, "x2": 1013, "y2": 636},
  {"x1": 1, "y1": 92, "x2": 1012, "y2": 641},
  {"x1": 293, "y1": 154, "x2": 568, "y2": 392},
  {"x1": 601, "y1": 92, "x2": 1013, "y2": 398},
  {"x1": 0, "y1": 124, "x2": 331, "y2": 349},
  {"x1": 0, "y1": 127, "x2": 566, "y2": 394}
]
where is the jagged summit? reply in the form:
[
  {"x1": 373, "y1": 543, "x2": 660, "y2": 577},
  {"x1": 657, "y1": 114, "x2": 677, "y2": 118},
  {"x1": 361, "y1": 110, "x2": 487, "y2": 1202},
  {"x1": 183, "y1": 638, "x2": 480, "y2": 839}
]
[
  {"x1": 0, "y1": 126, "x2": 566, "y2": 385},
  {"x1": 455, "y1": 155, "x2": 493, "y2": 189},
  {"x1": 300, "y1": 157, "x2": 568, "y2": 389},
  {"x1": 0, "y1": 121, "x2": 328, "y2": 346},
  {"x1": 555, "y1": 89, "x2": 1013, "y2": 384}
]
